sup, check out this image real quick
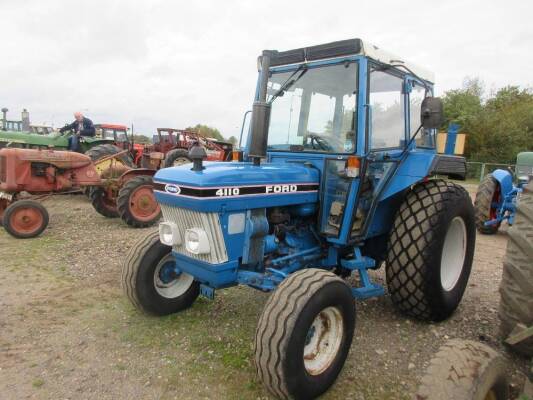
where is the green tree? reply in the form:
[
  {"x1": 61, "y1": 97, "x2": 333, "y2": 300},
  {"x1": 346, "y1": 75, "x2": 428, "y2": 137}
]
[
  {"x1": 442, "y1": 79, "x2": 533, "y2": 163},
  {"x1": 227, "y1": 135, "x2": 238, "y2": 146},
  {"x1": 132, "y1": 134, "x2": 151, "y2": 144},
  {"x1": 186, "y1": 124, "x2": 225, "y2": 141}
]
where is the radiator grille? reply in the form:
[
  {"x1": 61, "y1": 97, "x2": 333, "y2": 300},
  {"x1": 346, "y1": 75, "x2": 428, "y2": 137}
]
[{"x1": 160, "y1": 204, "x2": 228, "y2": 264}]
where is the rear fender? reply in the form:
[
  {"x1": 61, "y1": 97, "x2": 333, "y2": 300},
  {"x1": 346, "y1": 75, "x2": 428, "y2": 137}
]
[
  {"x1": 118, "y1": 168, "x2": 156, "y2": 186},
  {"x1": 491, "y1": 169, "x2": 514, "y2": 196}
]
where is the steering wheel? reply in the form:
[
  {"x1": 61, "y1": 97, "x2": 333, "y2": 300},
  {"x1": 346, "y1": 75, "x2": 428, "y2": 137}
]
[{"x1": 303, "y1": 133, "x2": 336, "y2": 152}]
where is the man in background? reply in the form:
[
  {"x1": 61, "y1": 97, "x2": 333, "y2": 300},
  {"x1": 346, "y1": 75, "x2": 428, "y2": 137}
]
[{"x1": 59, "y1": 112, "x2": 95, "y2": 151}]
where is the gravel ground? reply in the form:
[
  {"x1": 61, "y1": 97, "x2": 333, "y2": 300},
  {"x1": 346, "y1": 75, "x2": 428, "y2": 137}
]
[{"x1": 0, "y1": 186, "x2": 530, "y2": 399}]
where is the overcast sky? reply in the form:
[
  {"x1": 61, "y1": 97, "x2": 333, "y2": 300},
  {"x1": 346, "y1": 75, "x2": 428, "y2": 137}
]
[{"x1": 3, "y1": 0, "x2": 532, "y2": 138}]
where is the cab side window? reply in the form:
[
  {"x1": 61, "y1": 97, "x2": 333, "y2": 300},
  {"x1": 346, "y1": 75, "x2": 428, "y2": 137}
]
[{"x1": 369, "y1": 70, "x2": 405, "y2": 149}]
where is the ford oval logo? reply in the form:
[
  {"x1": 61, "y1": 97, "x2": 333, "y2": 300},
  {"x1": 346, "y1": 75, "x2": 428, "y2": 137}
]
[{"x1": 165, "y1": 184, "x2": 181, "y2": 194}]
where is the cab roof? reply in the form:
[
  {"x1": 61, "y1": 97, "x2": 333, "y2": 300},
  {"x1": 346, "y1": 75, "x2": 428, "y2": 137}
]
[
  {"x1": 265, "y1": 38, "x2": 435, "y2": 83},
  {"x1": 95, "y1": 123, "x2": 128, "y2": 130}
]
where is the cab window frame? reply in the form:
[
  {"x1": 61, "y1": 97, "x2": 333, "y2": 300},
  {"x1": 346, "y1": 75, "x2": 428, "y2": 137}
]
[
  {"x1": 266, "y1": 57, "x2": 360, "y2": 156},
  {"x1": 366, "y1": 63, "x2": 408, "y2": 152}
]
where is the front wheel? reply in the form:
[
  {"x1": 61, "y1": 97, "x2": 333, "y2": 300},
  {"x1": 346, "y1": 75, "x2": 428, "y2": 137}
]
[
  {"x1": 386, "y1": 180, "x2": 476, "y2": 321},
  {"x1": 117, "y1": 176, "x2": 161, "y2": 228},
  {"x1": 3, "y1": 200, "x2": 49, "y2": 239},
  {"x1": 122, "y1": 229, "x2": 199, "y2": 315},
  {"x1": 254, "y1": 269, "x2": 355, "y2": 400}
]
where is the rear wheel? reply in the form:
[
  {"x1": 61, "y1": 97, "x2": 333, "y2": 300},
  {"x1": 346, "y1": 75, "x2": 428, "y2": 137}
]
[
  {"x1": 385, "y1": 180, "x2": 476, "y2": 321},
  {"x1": 85, "y1": 143, "x2": 134, "y2": 167},
  {"x1": 474, "y1": 174, "x2": 501, "y2": 234},
  {"x1": 3, "y1": 200, "x2": 49, "y2": 239},
  {"x1": 89, "y1": 187, "x2": 119, "y2": 218},
  {"x1": 254, "y1": 269, "x2": 355, "y2": 400},
  {"x1": 416, "y1": 339, "x2": 509, "y2": 400},
  {"x1": 498, "y1": 180, "x2": 533, "y2": 356},
  {"x1": 117, "y1": 176, "x2": 161, "y2": 228},
  {"x1": 163, "y1": 149, "x2": 191, "y2": 168},
  {"x1": 121, "y1": 229, "x2": 199, "y2": 315}
]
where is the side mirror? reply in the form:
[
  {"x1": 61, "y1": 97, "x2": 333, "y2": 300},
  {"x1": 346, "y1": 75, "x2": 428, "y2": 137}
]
[{"x1": 421, "y1": 97, "x2": 444, "y2": 129}]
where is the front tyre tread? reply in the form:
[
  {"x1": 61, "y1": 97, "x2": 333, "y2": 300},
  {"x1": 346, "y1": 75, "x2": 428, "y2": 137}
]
[
  {"x1": 121, "y1": 229, "x2": 199, "y2": 315},
  {"x1": 254, "y1": 269, "x2": 355, "y2": 400}
]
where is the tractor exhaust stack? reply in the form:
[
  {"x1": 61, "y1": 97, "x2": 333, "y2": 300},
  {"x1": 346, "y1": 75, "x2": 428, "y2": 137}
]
[{"x1": 248, "y1": 51, "x2": 272, "y2": 166}]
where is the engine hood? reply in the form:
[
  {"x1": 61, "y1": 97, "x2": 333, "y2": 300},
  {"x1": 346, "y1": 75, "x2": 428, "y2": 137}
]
[{"x1": 153, "y1": 161, "x2": 320, "y2": 212}]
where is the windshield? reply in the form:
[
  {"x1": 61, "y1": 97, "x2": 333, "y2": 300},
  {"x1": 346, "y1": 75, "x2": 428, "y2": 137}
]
[
  {"x1": 102, "y1": 129, "x2": 127, "y2": 142},
  {"x1": 266, "y1": 61, "x2": 358, "y2": 153}
]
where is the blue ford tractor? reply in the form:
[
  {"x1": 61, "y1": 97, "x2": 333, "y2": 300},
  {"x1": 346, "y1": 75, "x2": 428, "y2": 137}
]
[
  {"x1": 474, "y1": 151, "x2": 533, "y2": 234},
  {"x1": 122, "y1": 39, "x2": 476, "y2": 399}
]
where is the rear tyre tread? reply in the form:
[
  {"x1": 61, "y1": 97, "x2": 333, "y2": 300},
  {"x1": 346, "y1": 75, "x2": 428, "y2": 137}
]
[
  {"x1": 163, "y1": 149, "x2": 191, "y2": 168},
  {"x1": 89, "y1": 187, "x2": 119, "y2": 218},
  {"x1": 415, "y1": 339, "x2": 509, "y2": 400},
  {"x1": 498, "y1": 181, "x2": 533, "y2": 356},
  {"x1": 474, "y1": 174, "x2": 500, "y2": 234},
  {"x1": 85, "y1": 144, "x2": 134, "y2": 167},
  {"x1": 385, "y1": 179, "x2": 476, "y2": 321}
]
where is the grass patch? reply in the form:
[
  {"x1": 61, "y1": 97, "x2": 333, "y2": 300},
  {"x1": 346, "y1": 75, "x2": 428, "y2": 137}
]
[{"x1": 32, "y1": 378, "x2": 44, "y2": 388}]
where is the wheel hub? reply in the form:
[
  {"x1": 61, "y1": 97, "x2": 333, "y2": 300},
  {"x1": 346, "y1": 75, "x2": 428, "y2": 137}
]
[
  {"x1": 11, "y1": 207, "x2": 43, "y2": 234},
  {"x1": 153, "y1": 254, "x2": 194, "y2": 299},
  {"x1": 158, "y1": 261, "x2": 179, "y2": 284},
  {"x1": 303, "y1": 306, "x2": 344, "y2": 376},
  {"x1": 130, "y1": 185, "x2": 160, "y2": 221}
]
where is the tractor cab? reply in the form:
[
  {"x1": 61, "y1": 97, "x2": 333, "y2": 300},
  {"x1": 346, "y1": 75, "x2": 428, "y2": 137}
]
[
  {"x1": 243, "y1": 39, "x2": 453, "y2": 242},
  {"x1": 95, "y1": 123, "x2": 129, "y2": 144}
]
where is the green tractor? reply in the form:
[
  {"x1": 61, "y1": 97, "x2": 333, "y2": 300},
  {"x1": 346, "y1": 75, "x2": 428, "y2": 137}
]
[{"x1": 0, "y1": 127, "x2": 114, "y2": 152}]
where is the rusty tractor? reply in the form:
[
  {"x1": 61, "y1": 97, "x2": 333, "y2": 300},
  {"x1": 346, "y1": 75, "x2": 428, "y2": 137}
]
[
  {"x1": 153, "y1": 128, "x2": 233, "y2": 167},
  {"x1": 0, "y1": 147, "x2": 161, "y2": 238}
]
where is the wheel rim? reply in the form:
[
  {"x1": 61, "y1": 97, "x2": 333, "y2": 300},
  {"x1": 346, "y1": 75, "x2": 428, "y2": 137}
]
[
  {"x1": 172, "y1": 157, "x2": 190, "y2": 166},
  {"x1": 440, "y1": 216, "x2": 467, "y2": 291},
  {"x1": 9, "y1": 206, "x2": 44, "y2": 235},
  {"x1": 153, "y1": 254, "x2": 194, "y2": 298},
  {"x1": 129, "y1": 185, "x2": 160, "y2": 222},
  {"x1": 303, "y1": 306, "x2": 344, "y2": 376}
]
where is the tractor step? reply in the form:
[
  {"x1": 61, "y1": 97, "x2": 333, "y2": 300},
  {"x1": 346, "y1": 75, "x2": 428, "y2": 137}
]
[
  {"x1": 341, "y1": 249, "x2": 384, "y2": 299},
  {"x1": 199, "y1": 284, "x2": 215, "y2": 300}
]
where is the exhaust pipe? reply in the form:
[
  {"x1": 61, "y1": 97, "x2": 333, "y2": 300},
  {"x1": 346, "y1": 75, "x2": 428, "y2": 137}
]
[{"x1": 248, "y1": 51, "x2": 272, "y2": 166}]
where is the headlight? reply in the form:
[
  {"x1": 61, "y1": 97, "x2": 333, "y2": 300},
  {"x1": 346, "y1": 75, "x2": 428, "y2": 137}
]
[
  {"x1": 185, "y1": 228, "x2": 210, "y2": 254},
  {"x1": 159, "y1": 222, "x2": 181, "y2": 246}
]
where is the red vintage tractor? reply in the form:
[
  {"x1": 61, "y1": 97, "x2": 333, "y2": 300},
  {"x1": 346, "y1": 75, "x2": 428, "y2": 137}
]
[
  {"x1": 0, "y1": 147, "x2": 162, "y2": 238},
  {"x1": 92, "y1": 125, "x2": 233, "y2": 170},
  {"x1": 152, "y1": 128, "x2": 233, "y2": 167}
]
